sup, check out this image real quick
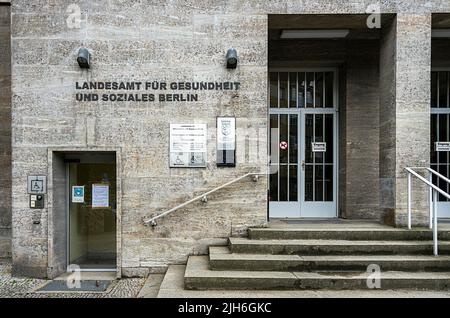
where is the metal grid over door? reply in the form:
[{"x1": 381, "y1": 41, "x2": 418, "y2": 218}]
[
  {"x1": 431, "y1": 70, "x2": 450, "y2": 218},
  {"x1": 269, "y1": 70, "x2": 338, "y2": 218}
]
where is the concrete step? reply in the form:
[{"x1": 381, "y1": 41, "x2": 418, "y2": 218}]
[
  {"x1": 185, "y1": 256, "x2": 298, "y2": 290},
  {"x1": 248, "y1": 227, "x2": 450, "y2": 241},
  {"x1": 209, "y1": 247, "x2": 450, "y2": 271},
  {"x1": 159, "y1": 264, "x2": 450, "y2": 297},
  {"x1": 229, "y1": 237, "x2": 450, "y2": 255},
  {"x1": 184, "y1": 256, "x2": 450, "y2": 290}
]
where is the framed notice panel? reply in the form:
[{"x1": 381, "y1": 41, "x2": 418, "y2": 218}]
[
  {"x1": 217, "y1": 117, "x2": 236, "y2": 167},
  {"x1": 170, "y1": 124, "x2": 207, "y2": 167}
]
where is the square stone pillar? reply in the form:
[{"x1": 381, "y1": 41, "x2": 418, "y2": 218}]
[{"x1": 380, "y1": 14, "x2": 431, "y2": 227}]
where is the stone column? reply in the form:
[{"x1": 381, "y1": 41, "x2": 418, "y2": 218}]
[{"x1": 380, "y1": 14, "x2": 431, "y2": 227}]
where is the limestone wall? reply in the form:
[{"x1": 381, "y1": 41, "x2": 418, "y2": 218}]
[
  {"x1": 0, "y1": 4, "x2": 11, "y2": 259},
  {"x1": 10, "y1": 0, "x2": 449, "y2": 277}
]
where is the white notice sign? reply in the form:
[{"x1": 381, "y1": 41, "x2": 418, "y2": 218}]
[
  {"x1": 92, "y1": 184, "x2": 109, "y2": 208},
  {"x1": 170, "y1": 124, "x2": 207, "y2": 167},
  {"x1": 217, "y1": 117, "x2": 236, "y2": 150},
  {"x1": 435, "y1": 142, "x2": 450, "y2": 152},
  {"x1": 312, "y1": 142, "x2": 326, "y2": 152}
]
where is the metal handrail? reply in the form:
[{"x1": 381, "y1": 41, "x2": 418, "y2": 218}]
[
  {"x1": 405, "y1": 167, "x2": 450, "y2": 256},
  {"x1": 426, "y1": 168, "x2": 450, "y2": 230},
  {"x1": 407, "y1": 167, "x2": 450, "y2": 228},
  {"x1": 143, "y1": 172, "x2": 264, "y2": 227},
  {"x1": 427, "y1": 167, "x2": 450, "y2": 184}
]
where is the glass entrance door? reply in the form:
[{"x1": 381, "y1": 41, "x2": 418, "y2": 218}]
[
  {"x1": 68, "y1": 163, "x2": 117, "y2": 270},
  {"x1": 269, "y1": 70, "x2": 337, "y2": 218},
  {"x1": 300, "y1": 111, "x2": 336, "y2": 217},
  {"x1": 431, "y1": 70, "x2": 450, "y2": 218}
]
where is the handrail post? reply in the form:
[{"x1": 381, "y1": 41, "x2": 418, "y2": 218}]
[
  {"x1": 433, "y1": 189, "x2": 438, "y2": 256},
  {"x1": 429, "y1": 172, "x2": 433, "y2": 229},
  {"x1": 407, "y1": 172, "x2": 412, "y2": 229},
  {"x1": 405, "y1": 167, "x2": 448, "y2": 256}
]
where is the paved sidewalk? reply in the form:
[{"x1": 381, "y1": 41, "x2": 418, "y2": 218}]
[
  {"x1": 0, "y1": 259, "x2": 146, "y2": 298},
  {"x1": 4, "y1": 258, "x2": 450, "y2": 298}
]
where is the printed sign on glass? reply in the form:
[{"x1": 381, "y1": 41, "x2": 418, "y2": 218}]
[
  {"x1": 312, "y1": 142, "x2": 326, "y2": 152},
  {"x1": 435, "y1": 142, "x2": 450, "y2": 152},
  {"x1": 72, "y1": 186, "x2": 85, "y2": 203},
  {"x1": 92, "y1": 184, "x2": 109, "y2": 208}
]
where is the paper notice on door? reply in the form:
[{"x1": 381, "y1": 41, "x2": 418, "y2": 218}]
[{"x1": 92, "y1": 184, "x2": 109, "y2": 208}]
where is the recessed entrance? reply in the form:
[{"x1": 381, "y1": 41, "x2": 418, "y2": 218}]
[
  {"x1": 431, "y1": 69, "x2": 450, "y2": 218},
  {"x1": 268, "y1": 69, "x2": 338, "y2": 218},
  {"x1": 67, "y1": 160, "x2": 117, "y2": 270},
  {"x1": 47, "y1": 151, "x2": 118, "y2": 273}
]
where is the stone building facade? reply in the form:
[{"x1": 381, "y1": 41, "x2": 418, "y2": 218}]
[
  {"x1": 1, "y1": 0, "x2": 450, "y2": 278},
  {"x1": 0, "y1": 2, "x2": 11, "y2": 259}
]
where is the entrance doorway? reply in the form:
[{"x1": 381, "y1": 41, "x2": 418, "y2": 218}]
[
  {"x1": 269, "y1": 69, "x2": 338, "y2": 218},
  {"x1": 67, "y1": 154, "x2": 117, "y2": 270},
  {"x1": 431, "y1": 69, "x2": 450, "y2": 218}
]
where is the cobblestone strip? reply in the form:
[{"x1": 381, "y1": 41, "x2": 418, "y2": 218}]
[{"x1": 0, "y1": 260, "x2": 146, "y2": 298}]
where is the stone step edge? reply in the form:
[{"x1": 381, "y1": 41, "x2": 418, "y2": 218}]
[
  {"x1": 209, "y1": 247, "x2": 450, "y2": 262},
  {"x1": 184, "y1": 256, "x2": 450, "y2": 290},
  {"x1": 247, "y1": 228, "x2": 450, "y2": 240},
  {"x1": 186, "y1": 256, "x2": 450, "y2": 280},
  {"x1": 229, "y1": 237, "x2": 450, "y2": 246}
]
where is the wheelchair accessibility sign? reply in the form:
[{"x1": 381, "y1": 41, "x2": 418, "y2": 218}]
[
  {"x1": 72, "y1": 186, "x2": 85, "y2": 203},
  {"x1": 27, "y1": 176, "x2": 47, "y2": 194}
]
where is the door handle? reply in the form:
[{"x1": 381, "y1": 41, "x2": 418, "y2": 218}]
[{"x1": 301, "y1": 160, "x2": 305, "y2": 171}]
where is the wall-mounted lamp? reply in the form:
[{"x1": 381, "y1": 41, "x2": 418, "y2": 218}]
[
  {"x1": 226, "y1": 48, "x2": 238, "y2": 69},
  {"x1": 77, "y1": 48, "x2": 91, "y2": 69}
]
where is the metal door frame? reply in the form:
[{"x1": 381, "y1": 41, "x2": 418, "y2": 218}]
[
  {"x1": 299, "y1": 108, "x2": 338, "y2": 217},
  {"x1": 431, "y1": 67, "x2": 450, "y2": 218},
  {"x1": 268, "y1": 67, "x2": 339, "y2": 218}
]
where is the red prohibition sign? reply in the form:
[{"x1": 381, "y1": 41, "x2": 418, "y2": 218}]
[{"x1": 279, "y1": 141, "x2": 288, "y2": 150}]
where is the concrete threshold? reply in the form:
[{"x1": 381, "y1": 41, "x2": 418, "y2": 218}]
[{"x1": 53, "y1": 271, "x2": 117, "y2": 281}]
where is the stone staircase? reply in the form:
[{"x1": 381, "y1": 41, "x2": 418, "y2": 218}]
[{"x1": 179, "y1": 223, "x2": 450, "y2": 291}]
